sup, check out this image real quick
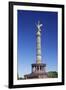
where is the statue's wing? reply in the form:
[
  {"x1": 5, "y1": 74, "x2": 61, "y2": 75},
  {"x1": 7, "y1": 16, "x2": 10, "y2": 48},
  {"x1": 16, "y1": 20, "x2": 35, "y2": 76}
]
[{"x1": 39, "y1": 24, "x2": 43, "y2": 27}]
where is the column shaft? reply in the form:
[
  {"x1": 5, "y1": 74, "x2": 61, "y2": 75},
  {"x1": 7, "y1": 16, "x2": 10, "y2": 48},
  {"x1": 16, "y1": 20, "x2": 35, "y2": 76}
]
[{"x1": 36, "y1": 31, "x2": 41, "y2": 63}]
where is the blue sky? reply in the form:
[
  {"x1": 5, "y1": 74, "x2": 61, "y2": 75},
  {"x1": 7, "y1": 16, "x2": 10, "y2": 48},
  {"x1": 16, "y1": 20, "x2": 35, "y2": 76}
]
[{"x1": 17, "y1": 10, "x2": 58, "y2": 77}]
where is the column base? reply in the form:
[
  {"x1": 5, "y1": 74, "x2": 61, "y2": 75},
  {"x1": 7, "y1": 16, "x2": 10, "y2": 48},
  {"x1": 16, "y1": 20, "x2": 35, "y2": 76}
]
[{"x1": 24, "y1": 63, "x2": 48, "y2": 79}]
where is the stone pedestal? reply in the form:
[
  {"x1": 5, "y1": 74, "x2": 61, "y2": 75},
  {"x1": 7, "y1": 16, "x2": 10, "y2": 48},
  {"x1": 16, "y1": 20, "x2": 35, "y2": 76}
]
[{"x1": 24, "y1": 63, "x2": 48, "y2": 79}]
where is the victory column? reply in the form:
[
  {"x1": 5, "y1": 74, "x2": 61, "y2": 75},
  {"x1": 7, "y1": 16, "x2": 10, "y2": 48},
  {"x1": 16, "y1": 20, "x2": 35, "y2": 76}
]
[{"x1": 24, "y1": 21, "x2": 48, "y2": 79}]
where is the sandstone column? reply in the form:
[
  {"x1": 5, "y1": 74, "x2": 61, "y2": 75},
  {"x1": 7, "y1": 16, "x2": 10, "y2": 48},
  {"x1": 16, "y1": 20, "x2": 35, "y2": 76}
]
[{"x1": 36, "y1": 21, "x2": 42, "y2": 64}]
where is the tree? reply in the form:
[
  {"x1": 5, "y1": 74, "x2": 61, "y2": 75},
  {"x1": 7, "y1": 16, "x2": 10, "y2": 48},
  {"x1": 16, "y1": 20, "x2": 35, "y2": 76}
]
[{"x1": 48, "y1": 71, "x2": 58, "y2": 78}]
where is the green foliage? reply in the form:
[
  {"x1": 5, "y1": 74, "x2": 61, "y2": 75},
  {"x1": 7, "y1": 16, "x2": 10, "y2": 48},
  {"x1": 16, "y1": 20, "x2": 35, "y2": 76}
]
[
  {"x1": 17, "y1": 73, "x2": 24, "y2": 80},
  {"x1": 48, "y1": 71, "x2": 58, "y2": 78}
]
